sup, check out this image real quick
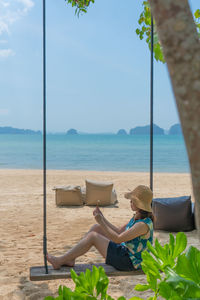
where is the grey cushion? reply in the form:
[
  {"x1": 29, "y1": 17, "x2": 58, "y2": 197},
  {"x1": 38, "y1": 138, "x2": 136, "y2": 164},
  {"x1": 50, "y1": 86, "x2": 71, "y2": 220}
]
[{"x1": 152, "y1": 196, "x2": 194, "y2": 232}]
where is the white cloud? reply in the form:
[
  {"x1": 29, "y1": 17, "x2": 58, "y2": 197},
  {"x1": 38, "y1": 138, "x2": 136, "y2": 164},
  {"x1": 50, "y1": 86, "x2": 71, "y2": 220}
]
[
  {"x1": 1, "y1": 1, "x2": 10, "y2": 8},
  {"x1": 0, "y1": 0, "x2": 35, "y2": 35},
  {"x1": 0, "y1": 20, "x2": 9, "y2": 35},
  {"x1": 17, "y1": 0, "x2": 34, "y2": 14},
  {"x1": 0, "y1": 0, "x2": 34, "y2": 57},
  {"x1": 0, "y1": 108, "x2": 10, "y2": 115},
  {"x1": 0, "y1": 48, "x2": 15, "y2": 57}
]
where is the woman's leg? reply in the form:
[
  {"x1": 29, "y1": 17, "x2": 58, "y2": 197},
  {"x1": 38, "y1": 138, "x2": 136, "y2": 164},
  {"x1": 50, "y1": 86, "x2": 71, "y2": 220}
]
[
  {"x1": 86, "y1": 224, "x2": 110, "y2": 239},
  {"x1": 47, "y1": 231, "x2": 110, "y2": 270}
]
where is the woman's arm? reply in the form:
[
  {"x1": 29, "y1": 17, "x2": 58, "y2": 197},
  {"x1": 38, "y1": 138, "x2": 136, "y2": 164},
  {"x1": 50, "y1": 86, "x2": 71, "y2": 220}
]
[
  {"x1": 93, "y1": 206, "x2": 126, "y2": 234},
  {"x1": 102, "y1": 218, "x2": 127, "y2": 234},
  {"x1": 95, "y1": 213, "x2": 149, "y2": 244}
]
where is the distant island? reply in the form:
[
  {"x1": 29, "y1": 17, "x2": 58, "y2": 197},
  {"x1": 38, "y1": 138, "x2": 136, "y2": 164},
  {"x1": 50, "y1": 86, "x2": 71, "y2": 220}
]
[
  {"x1": 169, "y1": 123, "x2": 182, "y2": 135},
  {"x1": 0, "y1": 126, "x2": 41, "y2": 135},
  {"x1": 0, "y1": 124, "x2": 182, "y2": 135},
  {"x1": 117, "y1": 129, "x2": 127, "y2": 135},
  {"x1": 130, "y1": 124, "x2": 165, "y2": 135},
  {"x1": 66, "y1": 128, "x2": 78, "y2": 135}
]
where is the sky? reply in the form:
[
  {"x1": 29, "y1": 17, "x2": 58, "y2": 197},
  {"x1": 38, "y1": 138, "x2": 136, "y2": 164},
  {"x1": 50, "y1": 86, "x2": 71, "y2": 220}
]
[{"x1": 0, "y1": 0, "x2": 199, "y2": 133}]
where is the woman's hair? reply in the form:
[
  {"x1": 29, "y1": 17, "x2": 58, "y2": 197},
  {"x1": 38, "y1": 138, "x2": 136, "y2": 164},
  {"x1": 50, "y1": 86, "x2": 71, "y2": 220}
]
[{"x1": 134, "y1": 208, "x2": 154, "y2": 223}]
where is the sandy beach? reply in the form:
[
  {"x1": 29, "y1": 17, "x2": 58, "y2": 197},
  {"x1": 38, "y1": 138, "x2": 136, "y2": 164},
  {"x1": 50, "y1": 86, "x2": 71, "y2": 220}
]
[{"x1": 0, "y1": 169, "x2": 198, "y2": 300}]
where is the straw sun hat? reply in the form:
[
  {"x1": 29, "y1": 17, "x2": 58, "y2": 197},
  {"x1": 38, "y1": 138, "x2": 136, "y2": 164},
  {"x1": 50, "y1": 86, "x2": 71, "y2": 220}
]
[{"x1": 124, "y1": 185, "x2": 153, "y2": 212}]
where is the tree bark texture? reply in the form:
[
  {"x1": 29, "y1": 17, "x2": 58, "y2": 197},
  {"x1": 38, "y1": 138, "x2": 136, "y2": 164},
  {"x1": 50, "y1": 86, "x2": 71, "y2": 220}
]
[{"x1": 148, "y1": 0, "x2": 200, "y2": 235}]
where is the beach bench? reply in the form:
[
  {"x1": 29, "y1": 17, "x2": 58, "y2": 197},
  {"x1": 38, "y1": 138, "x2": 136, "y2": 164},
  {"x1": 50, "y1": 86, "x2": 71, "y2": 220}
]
[{"x1": 30, "y1": 263, "x2": 143, "y2": 281}]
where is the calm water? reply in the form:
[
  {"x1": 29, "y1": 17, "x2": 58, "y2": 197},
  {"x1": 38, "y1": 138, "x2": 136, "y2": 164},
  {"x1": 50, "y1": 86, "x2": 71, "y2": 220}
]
[{"x1": 0, "y1": 134, "x2": 189, "y2": 173}]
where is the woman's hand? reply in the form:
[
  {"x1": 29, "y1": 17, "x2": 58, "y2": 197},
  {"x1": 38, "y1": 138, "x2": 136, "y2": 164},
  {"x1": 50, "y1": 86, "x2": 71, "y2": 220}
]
[
  {"x1": 93, "y1": 205, "x2": 103, "y2": 217},
  {"x1": 93, "y1": 211, "x2": 104, "y2": 224}
]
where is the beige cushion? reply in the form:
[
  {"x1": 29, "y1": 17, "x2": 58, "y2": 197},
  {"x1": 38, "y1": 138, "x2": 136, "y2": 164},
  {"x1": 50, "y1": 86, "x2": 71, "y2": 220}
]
[
  {"x1": 53, "y1": 185, "x2": 83, "y2": 206},
  {"x1": 111, "y1": 188, "x2": 117, "y2": 204},
  {"x1": 85, "y1": 180, "x2": 116, "y2": 206}
]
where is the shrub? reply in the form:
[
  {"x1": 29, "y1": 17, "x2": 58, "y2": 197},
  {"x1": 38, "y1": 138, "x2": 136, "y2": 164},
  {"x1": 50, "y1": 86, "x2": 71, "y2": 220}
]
[
  {"x1": 44, "y1": 265, "x2": 128, "y2": 300},
  {"x1": 44, "y1": 232, "x2": 200, "y2": 300},
  {"x1": 135, "y1": 232, "x2": 200, "y2": 299}
]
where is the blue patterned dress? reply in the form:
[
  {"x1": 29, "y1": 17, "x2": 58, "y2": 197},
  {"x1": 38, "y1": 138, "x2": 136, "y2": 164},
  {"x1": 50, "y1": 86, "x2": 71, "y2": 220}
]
[{"x1": 121, "y1": 217, "x2": 153, "y2": 270}]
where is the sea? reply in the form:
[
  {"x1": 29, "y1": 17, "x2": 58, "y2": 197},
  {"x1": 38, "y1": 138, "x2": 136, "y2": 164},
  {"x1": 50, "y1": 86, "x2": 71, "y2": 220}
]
[{"x1": 0, "y1": 134, "x2": 190, "y2": 173}]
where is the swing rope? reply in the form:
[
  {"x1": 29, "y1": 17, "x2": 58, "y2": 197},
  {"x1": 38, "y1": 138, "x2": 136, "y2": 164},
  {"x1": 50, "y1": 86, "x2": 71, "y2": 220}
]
[
  {"x1": 42, "y1": 0, "x2": 48, "y2": 274},
  {"x1": 150, "y1": 15, "x2": 154, "y2": 192}
]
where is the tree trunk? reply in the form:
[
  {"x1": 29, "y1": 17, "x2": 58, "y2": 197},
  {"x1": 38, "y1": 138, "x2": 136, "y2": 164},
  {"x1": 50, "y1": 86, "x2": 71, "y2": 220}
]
[{"x1": 148, "y1": 0, "x2": 200, "y2": 235}]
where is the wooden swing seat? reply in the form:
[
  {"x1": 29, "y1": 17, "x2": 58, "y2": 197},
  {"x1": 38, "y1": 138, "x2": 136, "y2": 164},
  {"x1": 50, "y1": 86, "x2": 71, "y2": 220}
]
[{"x1": 30, "y1": 263, "x2": 143, "y2": 281}]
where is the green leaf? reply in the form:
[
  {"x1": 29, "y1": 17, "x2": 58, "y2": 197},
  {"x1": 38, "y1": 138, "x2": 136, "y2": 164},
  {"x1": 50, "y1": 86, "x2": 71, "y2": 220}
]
[
  {"x1": 164, "y1": 267, "x2": 200, "y2": 298},
  {"x1": 176, "y1": 246, "x2": 200, "y2": 284},
  {"x1": 158, "y1": 281, "x2": 182, "y2": 300},
  {"x1": 129, "y1": 297, "x2": 144, "y2": 300},
  {"x1": 107, "y1": 296, "x2": 115, "y2": 300},
  {"x1": 58, "y1": 285, "x2": 62, "y2": 296},
  {"x1": 139, "y1": 32, "x2": 144, "y2": 40},
  {"x1": 62, "y1": 286, "x2": 74, "y2": 299},
  {"x1": 169, "y1": 234, "x2": 175, "y2": 257},
  {"x1": 91, "y1": 265, "x2": 99, "y2": 292},
  {"x1": 52, "y1": 296, "x2": 63, "y2": 300},
  {"x1": 136, "y1": 28, "x2": 140, "y2": 35},
  {"x1": 43, "y1": 297, "x2": 55, "y2": 300},
  {"x1": 194, "y1": 9, "x2": 200, "y2": 19},
  {"x1": 134, "y1": 284, "x2": 150, "y2": 291},
  {"x1": 85, "y1": 268, "x2": 93, "y2": 294},
  {"x1": 146, "y1": 272, "x2": 158, "y2": 292},
  {"x1": 146, "y1": 241, "x2": 159, "y2": 259},
  {"x1": 96, "y1": 267, "x2": 109, "y2": 298},
  {"x1": 141, "y1": 251, "x2": 162, "y2": 278},
  {"x1": 154, "y1": 238, "x2": 168, "y2": 264},
  {"x1": 70, "y1": 268, "x2": 79, "y2": 284},
  {"x1": 173, "y1": 232, "x2": 187, "y2": 258},
  {"x1": 65, "y1": 0, "x2": 95, "y2": 16}
]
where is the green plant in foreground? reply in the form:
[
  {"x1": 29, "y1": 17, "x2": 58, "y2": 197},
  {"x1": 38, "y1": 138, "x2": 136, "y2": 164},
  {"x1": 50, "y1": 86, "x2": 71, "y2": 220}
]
[
  {"x1": 44, "y1": 265, "x2": 131, "y2": 300},
  {"x1": 135, "y1": 232, "x2": 200, "y2": 299},
  {"x1": 44, "y1": 233, "x2": 200, "y2": 300}
]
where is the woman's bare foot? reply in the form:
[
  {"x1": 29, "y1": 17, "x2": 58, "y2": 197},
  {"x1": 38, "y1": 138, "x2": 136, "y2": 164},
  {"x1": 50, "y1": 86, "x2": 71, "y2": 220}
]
[
  {"x1": 46, "y1": 253, "x2": 61, "y2": 270},
  {"x1": 47, "y1": 253, "x2": 75, "y2": 270}
]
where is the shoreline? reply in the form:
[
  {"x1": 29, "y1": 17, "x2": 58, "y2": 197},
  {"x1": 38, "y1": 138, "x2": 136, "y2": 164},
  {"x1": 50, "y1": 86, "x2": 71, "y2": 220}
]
[{"x1": 0, "y1": 168, "x2": 191, "y2": 175}]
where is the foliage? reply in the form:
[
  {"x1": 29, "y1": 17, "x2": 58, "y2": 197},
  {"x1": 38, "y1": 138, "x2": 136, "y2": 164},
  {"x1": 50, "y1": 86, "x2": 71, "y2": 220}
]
[
  {"x1": 65, "y1": 0, "x2": 94, "y2": 16},
  {"x1": 136, "y1": 1, "x2": 200, "y2": 63},
  {"x1": 43, "y1": 265, "x2": 136, "y2": 300},
  {"x1": 194, "y1": 9, "x2": 200, "y2": 37},
  {"x1": 135, "y1": 1, "x2": 164, "y2": 63},
  {"x1": 66, "y1": 1, "x2": 200, "y2": 62},
  {"x1": 135, "y1": 232, "x2": 200, "y2": 299}
]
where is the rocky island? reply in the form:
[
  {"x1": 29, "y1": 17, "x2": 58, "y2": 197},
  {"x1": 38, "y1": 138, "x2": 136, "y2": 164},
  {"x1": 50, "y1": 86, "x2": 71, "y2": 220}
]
[
  {"x1": 0, "y1": 126, "x2": 41, "y2": 135},
  {"x1": 129, "y1": 124, "x2": 164, "y2": 135},
  {"x1": 169, "y1": 123, "x2": 182, "y2": 135},
  {"x1": 66, "y1": 128, "x2": 78, "y2": 135},
  {"x1": 117, "y1": 129, "x2": 127, "y2": 135}
]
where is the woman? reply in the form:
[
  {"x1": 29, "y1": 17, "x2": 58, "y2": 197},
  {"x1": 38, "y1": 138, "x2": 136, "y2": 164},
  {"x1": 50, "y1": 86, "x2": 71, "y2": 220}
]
[{"x1": 47, "y1": 185, "x2": 154, "y2": 271}]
